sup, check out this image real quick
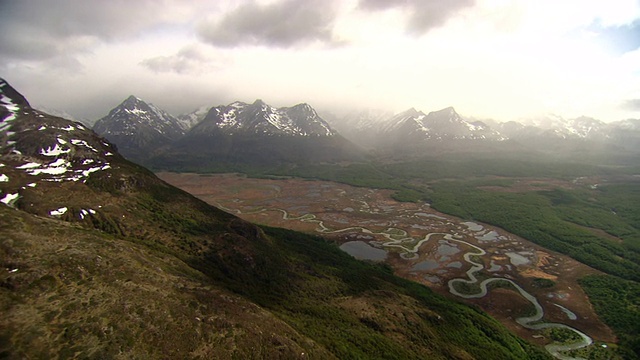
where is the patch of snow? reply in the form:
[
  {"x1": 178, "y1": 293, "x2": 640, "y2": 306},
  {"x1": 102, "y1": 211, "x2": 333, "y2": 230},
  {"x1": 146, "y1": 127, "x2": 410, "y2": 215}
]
[
  {"x1": 0, "y1": 174, "x2": 8, "y2": 182},
  {"x1": 27, "y1": 160, "x2": 69, "y2": 175},
  {"x1": 38, "y1": 126, "x2": 47, "y2": 130},
  {"x1": 1, "y1": 95, "x2": 18, "y2": 110},
  {"x1": 105, "y1": 152, "x2": 113, "y2": 156},
  {"x1": 82, "y1": 159, "x2": 95, "y2": 165},
  {"x1": 81, "y1": 166, "x2": 103, "y2": 177},
  {"x1": 57, "y1": 138, "x2": 67, "y2": 145},
  {"x1": 0, "y1": 119, "x2": 14, "y2": 130},
  {"x1": 27, "y1": 183, "x2": 36, "y2": 187},
  {"x1": 50, "y1": 207, "x2": 68, "y2": 216},
  {"x1": 125, "y1": 108, "x2": 148, "y2": 116},
  {"x1": 70, "y1": 139, "x2": 98, "y2": 152},
  {"x1": 16, "y1": 162, "x2": 41, "y2": 169},
  {"x1": 48, "y1": 158, "x2": 67, "y2": 167},
  {"x1": 0, "y1": 193, "x2": 19, "y2": 206},
  {"x1": 30, "y1": 166, "x2": 69, "y2": 175},
  {"x1": 61, "y1": 125, "x2": 75, "y2": 131},
  {"x1": 41, "y1": 143, "x2": 70, "y2": 156}
]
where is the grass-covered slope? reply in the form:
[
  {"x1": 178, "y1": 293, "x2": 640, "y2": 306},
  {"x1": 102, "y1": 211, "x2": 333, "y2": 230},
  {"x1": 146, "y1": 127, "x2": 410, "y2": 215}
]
[{"x1": 0, "y1": 165, "x2": 550, "y2": 359}]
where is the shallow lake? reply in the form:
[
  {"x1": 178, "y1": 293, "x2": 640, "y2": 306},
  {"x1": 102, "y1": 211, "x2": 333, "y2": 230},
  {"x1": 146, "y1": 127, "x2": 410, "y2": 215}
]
[
  {"x1": 476, "y1": 230, "x2": 499, "y2": 241},
  {"x1": 462, "y1": 221, "x2": 483, "y2": 231},
  {"x1": 506, "y1": 252, "x2": 531, "y2": 266},
  {"x1": 340, "y1": 241, "x2": 387, "y2": 261},
  {"x1": 437, "y1": 241, "x2": 460, "y2": 256},
  {"x1": 412, "y1": 259, "x2": 440, "y2": 271}
]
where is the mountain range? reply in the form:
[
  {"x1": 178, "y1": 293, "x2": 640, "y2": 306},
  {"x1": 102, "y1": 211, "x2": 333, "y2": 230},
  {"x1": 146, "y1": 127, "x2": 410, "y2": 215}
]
[
  {"x1": 91, "y1": 94, "x2": 639, "y2": 171},
  {"x1": 0, "y1": 78, "x2": 553, "y2": 358},
  {"x1": 94, "y1": 96, "x2": 363, "y2": 170}
]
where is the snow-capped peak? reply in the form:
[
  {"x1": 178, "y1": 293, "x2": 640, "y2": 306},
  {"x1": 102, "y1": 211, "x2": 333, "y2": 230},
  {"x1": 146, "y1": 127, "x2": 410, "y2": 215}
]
[
  {"x1": 379, "y1": 106, "x2": 505, "y2": 141},
  {"x1": 194, "y1": 99, "x2": 336, "y2": 137},
  {"x1": 92, "y1": 95, "x2": 185, "y2": 160}
]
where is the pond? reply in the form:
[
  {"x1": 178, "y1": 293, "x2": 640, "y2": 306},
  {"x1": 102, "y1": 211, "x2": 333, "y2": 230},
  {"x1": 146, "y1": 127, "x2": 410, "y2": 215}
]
[
  {"x1": 505, "y1": 252, "x2": 531, "y2": 266},
  {"x1": 340, "y1": 241, "x2": 387, "y2": 261},
  {"x1": 461, "y1": 221, "x2": 483, "y2": 231},
  {"x1": 476, "y1": 230, "x2": 499, "y2": 241},
  {"x1": 437, "y1": 241, "x2": 460, "y2": 256},
  {"x1": 412, "y1": 259, "x2": 440, "y2": 271}
]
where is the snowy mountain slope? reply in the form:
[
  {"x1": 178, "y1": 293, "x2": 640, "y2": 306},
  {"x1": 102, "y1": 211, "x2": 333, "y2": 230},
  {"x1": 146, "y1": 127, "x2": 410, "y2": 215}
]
[
  {"x1": 0, "y1": 78, "x2": 121, "y2": 211},
  {"x1": 377, "y1": 106, "x2": 505, "y2": 147},
  {"x1": 610, "y1": 118, "x2": 640, "y2": 131},
  {"x1": 149, "y1": 99, "x2": 362, "y2": 169},
  {"x1": 518, "y1": 115, "x2": 609, "y2": 140},
  {"x1": 93, "y1": 95, "x2": 185, "y2": 161},
  {"x1": 177, "y1": 105, "x2": 210, "y2": 130},
  {"x1": 191, "y1": 99, "x2": 336, "y2": 137},
  {"x1": 329, "y1": 109, "x2": 394, "y2": 131},
  {"x1": 323, "y1": 109, "x2": 394, "y2": 149}
]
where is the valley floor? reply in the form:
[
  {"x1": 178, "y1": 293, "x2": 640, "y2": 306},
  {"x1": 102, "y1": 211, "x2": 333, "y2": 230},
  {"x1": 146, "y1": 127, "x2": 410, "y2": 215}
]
[{"x1": 158, "y1": 172, "x2": 617, "y2": 355}]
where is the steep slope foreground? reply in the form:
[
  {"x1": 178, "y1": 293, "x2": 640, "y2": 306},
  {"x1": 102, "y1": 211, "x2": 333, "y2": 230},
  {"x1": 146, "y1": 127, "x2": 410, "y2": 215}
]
[{"x1": 0, "y1": 78, "x2": 549, "y2": 358}]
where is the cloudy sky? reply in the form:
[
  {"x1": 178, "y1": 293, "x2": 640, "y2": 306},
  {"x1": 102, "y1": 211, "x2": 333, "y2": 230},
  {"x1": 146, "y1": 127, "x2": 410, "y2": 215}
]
[{"x1": 1, "y1": 0, "x2": 639, "y2": 123}]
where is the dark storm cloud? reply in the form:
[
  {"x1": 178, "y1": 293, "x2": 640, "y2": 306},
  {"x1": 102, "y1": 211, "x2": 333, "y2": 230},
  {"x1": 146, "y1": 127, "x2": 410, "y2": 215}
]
[
  {"x1": 358, "y1": 0, "x2": 475, "y2": 35},
  {"x1": 197, "y1": 0, "x2": 339, "y2": 48},
  {"x1": 0, "y1": 0, "x2": 191, "y2": 61},
  {"x1": 622, "y1": 99, "x2": 640, "y2": 111},
  {"x1": 590, "y1": 19, "x2": 640, "y2": 54}
]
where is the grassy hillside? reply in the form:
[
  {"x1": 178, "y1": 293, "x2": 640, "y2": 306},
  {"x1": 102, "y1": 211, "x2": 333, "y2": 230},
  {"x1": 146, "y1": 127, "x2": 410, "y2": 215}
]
[{"x1": 0, "y1": 152, "x2": 550, "y2": 358}]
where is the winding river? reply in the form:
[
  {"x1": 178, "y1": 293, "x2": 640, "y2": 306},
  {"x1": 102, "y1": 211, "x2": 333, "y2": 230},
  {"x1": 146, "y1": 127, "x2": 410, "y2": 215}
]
[{"x1": 216, "y1": 202, "x2": 593, "y2": 359}]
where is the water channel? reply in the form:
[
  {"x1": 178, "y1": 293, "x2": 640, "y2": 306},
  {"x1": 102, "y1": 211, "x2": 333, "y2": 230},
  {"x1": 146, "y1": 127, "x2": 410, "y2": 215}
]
[{"x1": 215, "y1": 202, "x2": 593, "y2": 359}]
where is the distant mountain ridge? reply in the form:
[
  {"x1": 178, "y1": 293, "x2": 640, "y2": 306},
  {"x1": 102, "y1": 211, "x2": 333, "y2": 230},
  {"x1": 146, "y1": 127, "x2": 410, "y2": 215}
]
[
  {"x1": 332, "y1": 108, "x2": 640, "y2": 155},
  {"x1": 93, "y1": 97, "x2": 362, "y2": 170},
  {"x1": 381, "y1": 106, "x2": 504, "y2": 142},
  {"x1": 326, "y1": 106, "x2": 505, "y2": 151},
  {"x1": 88, "y1": 93, "x2": 639, "y2": 168}
]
